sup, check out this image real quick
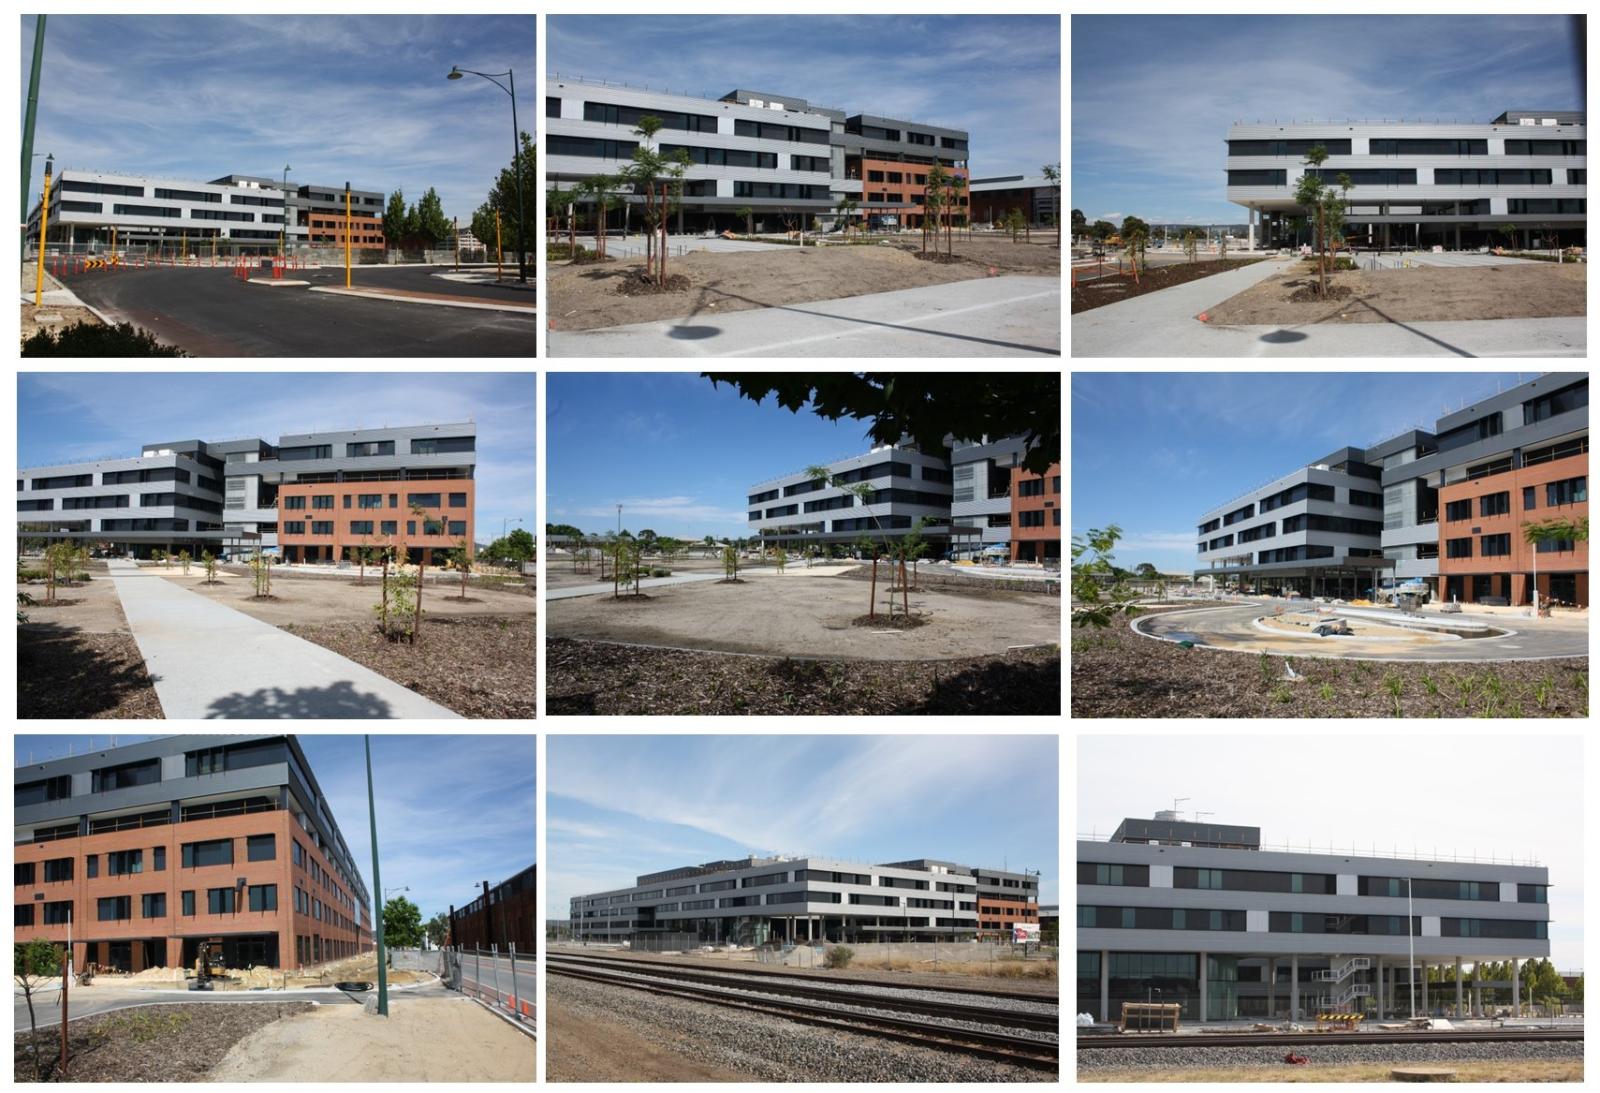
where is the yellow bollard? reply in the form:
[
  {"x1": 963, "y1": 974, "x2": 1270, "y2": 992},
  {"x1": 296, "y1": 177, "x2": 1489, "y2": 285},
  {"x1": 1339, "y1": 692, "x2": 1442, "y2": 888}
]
[{"x1": 34, "y1": 157, "x2": 53, "y2": 306}]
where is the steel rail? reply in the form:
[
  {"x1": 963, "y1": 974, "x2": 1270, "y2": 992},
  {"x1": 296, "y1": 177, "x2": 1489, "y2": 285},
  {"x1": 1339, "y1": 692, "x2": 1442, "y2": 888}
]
[
  {"x1": 1077, "y1": 1028, "x2": 1584, "y2": 1049},
  {"x1": 551, "y1": 961, "x2": 1059, "y2": 1070},
  {"x1": 547, "y1": 953, "x2": 1057, "y2": 1031},
  {"x1": 546, "y1": 948, "x2": 1058, "y2": 1001}
]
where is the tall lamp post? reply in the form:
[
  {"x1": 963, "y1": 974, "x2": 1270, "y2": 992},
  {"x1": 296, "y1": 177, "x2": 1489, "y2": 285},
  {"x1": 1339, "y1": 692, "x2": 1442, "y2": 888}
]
[
  {"x1": 448, "y1": 65, "x2": 527, "y2": 282},
  {"x1": 279, "y1": 165, "x2": 291, "y2": 258},
  {"x1": 365, "y1": 735, "x2": 389, "y2": 1017}
]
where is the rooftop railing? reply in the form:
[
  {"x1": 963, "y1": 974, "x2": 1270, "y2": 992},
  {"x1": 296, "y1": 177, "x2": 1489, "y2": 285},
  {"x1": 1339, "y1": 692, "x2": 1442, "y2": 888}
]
[{"x1": 1077, "y1": 832, "x2": 1543, "y2": 867}]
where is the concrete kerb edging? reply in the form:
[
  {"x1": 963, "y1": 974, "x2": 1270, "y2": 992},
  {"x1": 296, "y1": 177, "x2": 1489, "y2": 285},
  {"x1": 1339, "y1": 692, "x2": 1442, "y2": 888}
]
[
  {"x1": 559, "y1": 634, "x2": 1058, "y2": 665},
  {"x1": 467, "y1": 995, "x2": 537, "y2": 1039},
  {"x1": 1130, "y1": 604, "x2": 1576, "y2": 663},
  {"x1": 308, "y1": 286, "x2": 537, "y2": 314},
  {"x1": 245, "y1": 279, "x2": 311, "y2": 288}
]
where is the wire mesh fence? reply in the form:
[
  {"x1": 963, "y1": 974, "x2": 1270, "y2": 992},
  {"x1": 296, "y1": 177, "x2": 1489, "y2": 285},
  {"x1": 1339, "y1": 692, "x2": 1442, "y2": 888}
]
[{"x1": 441, "y1": 944, "x2": 532, "y2": 1026}]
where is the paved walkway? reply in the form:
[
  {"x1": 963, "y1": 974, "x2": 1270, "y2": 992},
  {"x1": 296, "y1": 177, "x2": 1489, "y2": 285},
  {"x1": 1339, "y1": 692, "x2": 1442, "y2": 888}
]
[
  {"x1": 546, "y1": 572, "x2": 726, "y2": 601},
  {"x1": 550, "y1": 276, "x2": 1060, "y2": 357},
  {"x1": 107, "y1": 561, "x2": 461, "y2": 719}
]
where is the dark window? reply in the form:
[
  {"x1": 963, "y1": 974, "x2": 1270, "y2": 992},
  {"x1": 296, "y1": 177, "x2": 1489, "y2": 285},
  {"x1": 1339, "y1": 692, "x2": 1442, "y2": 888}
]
[
  {"x1": 1504, "y1": 139, "x2": 1585, "y2": 156},
  {"x1": 1524, "y1": 486, "x2": 1537, "y2": 510},
  {"x1": 16, "y1": 775, "x2": 72, "y2": 805},
  {"x1": 153, "y1": 847, "x2": 165, "y2": 871},
  {"x1": 1348, "y1": 490, "x2": 1383, "y2": 509},
  {"x1": 1238, "y1": 522, "x2": 1275, "y2": 542},
  {"x1": 1076, "y1": 862, "x2": 1152, "y2": 887},
  {"x1": 15, "y1": 862, "x2": 36, "y2": 885},
  {"x1": 107, "y1": 849, "x2": 143, "y2": 876},
  {"x1": 1523, "y1": 380, "x2": 1587, "y2": 424},
  {"x1": 410, "y1": 435, "x2": 475, "y2": 455},
  {"x1": 311, "y1": 521, "x2": 333, "y2": 535},
  {"x1": 98, "y1": 896, "x2": 132, "y2": 921},
  {"x1": 1446, "y1": 537, "x2": 1473, "y2": 559},
  {"x1": 1518, "y1": 884, "x2": 1549, "y2": 904},
  {"x1": 406, "y1": 493, "x2": 441, "y2": 508},
  {"x1": 1478, "y1": 491, "x2": 1509, "y2": 517},
  {"x1": 1308, "y1": 168, "x2": 1417, "y2": 185},
  {"x1": 1508, "y1": 199, "x2": 1586, "y2": 214},
  {"x1": 1522, "y1": 436, "x2": 1588, "y2": 466},
  {"x1": 380, "y1": 520, "x2": 397, "y2": 535},
  {"x1": 1416, "y1": 542, "x2": 1439, "y2": 559},
  {"x1": 1434, "y1": 168, "x2": 1552, "y2": 185},
  {"x1": 1227, "y1": 169, "x2": 1287, "y2": 186},
  {"x1": 1569, "y1": 169, "x2": 1586, "y2": 184},
  {"x1": 1280, "y1": 513, "x2": 1382, "y2": 535},
  {"x1": 1480, "y1": 533, "x2": 1511, "y2": 557},
  {"x1": 44, "y1": 901, "x2": 73, "y2": 924},
  {"x1": 1228, "y1": 139, "x2": 1352, "y2": 156},
  {"x1": 548, "y1": 134, "x2": 639, "y2": 159},
  {"x1": 182, "y1": 839, "x2": 234, "y2": 868},
  {"x1": 249, "y1": 884, "x2": 278, "y2": 912},
  {"x1": 112, "y1": 203, "x2": 183, "y2": 217},
  {"x1": 57, "y1": 200, "x2": 102, "y2": 213},
  {"x1": 182, "y1": 890, "x2": 195, "y2": 916},
  {"x1": 1546, "y1": 476, "x2": 1586, "y2": 506},
  {"x1": 86, "y1": 855, "x2": 97, "y2": 878},
  {"x1": 1368, "y1": 138, "x2": 1486, "y2": 155},
  {"x1": 448, "y1": 520, "x2": 466, "y2": 535},
  {"x1": 32, "y1": 473, "x2": 94, "y2": 489},
  {"x1": 584, "y1": 101, "x2": 718, "y2": 132},
  {"x1": 349, "y1": 521, "x2": 374, "y2": 535},
  {"x1": 546, "y1": 96, "x2": 560, "y2": 118},
  {"x1": 91, "y1": 758, "x2": 161, "y2": 792},
  {"x1": 247, "y1": 835, "x2": 276, "y2": 862},
  {"x1": 142, "y1": 893, "x2": 166, "y2": 918},
  {"x1": 448, "y1": 492, "x2": 467, "y2": 508},
  {"x1": 311, "y1": 495, "x2": 334, "y2": 510},
  {"x1": 208, "y1": 887, "x2": 237, "y2": 914},
  {"x1": 60, "y1": 179, "x2": 144, "y2": 197},
  {"x1": 1441, "y1": 917, "x2": 1547, "y2": 940},
  {"x1": 345, "y1": 440, "x2": 394, "y2": 457}
]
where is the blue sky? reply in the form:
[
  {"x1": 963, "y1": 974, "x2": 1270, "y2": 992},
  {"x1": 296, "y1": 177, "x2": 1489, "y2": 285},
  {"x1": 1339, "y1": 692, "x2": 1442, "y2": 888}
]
[
  {"x1": 548, "y1": 735, "x2": 1059, "y2": 917},
  {"x1": 547, "y1": 373, "x2": 918, "y2": 540},
  {"x1": 551, "y1": 15, "x2": 1060, "y2": 178},
  {"x1": 1071, "y1": 15, "x2": 1583, "y2": 225},
  {"x1": 13, "y1": 734, "x2": 535, "y2": 927},
  {"x1": 1071, "y1": 373, "x2": 1533, "y2": 573},
  {"x1": 17, "y1": 373, "x2": 535, "y2": 544},
  {"x1": 20, "y1": 15, "x2": 534, "y2": 221}
]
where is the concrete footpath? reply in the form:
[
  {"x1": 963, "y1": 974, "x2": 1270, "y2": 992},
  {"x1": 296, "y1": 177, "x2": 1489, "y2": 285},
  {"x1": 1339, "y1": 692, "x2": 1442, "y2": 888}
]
[
  {"x1": 550, "y1": 276, "x2": 1060, "y2": 357},
  {"x1": 107, "y1": 561, "x2": 461, "y2": 719}
]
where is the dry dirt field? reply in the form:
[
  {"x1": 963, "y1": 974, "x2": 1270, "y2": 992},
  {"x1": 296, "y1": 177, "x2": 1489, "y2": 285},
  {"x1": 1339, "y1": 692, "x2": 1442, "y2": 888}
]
[
  {"x1": 156, "y1": 566, "x2": 534, "y2": 624},
  {"x1": 1080, "y1": 1060, "x2": 1581, "y2": 1083},
  {"x1": 548, "y1": 571, "x2": 1059, "y2": 659},
  {"x1": 20, "y1": 266, "x2": 104, "y2": 342},
  {"x1": 548, "y1": 996, "x2": 756, "y2": 1082},
  {"x1": 17, "y1": 564, "x2": 163, "y2": 718},
  {"x1": 1205, "y1": 262, "x2": 1586, "y2": 325},
  {"x1": 549, "y1": 238, "x2": 1059, "y2": 331}
]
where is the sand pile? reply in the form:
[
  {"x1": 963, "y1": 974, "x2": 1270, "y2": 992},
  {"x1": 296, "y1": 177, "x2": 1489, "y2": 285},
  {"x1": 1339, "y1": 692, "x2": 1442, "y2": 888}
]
[{"x1": 122, "y1": 966, "x2": 187, "y2": 985}]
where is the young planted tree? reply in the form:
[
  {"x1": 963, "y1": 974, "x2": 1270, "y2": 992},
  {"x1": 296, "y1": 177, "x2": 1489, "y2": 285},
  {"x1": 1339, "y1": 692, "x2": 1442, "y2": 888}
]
[
  {"x1": 249, "y1": 550, "x2": 273, "y2": 598},
  {"x1": 808, "y1": 464, "x2": 893, "y2": 618},
  {"x1": 1043, "y1": 163, "x2": 1062, "y2": 248},
  {"x1": 586, "y1": 173, "x2": 621, "y2": 259},
  {"x1": 721, "y1": 542, "x2": 740, "y2": 581},
  {"x1": 1182, "y1": 228, "x2": 1201, "y2": 263},
  {"x1": 923, "y1": 163, "x2": 949, "y2": 254},
  {"x1": 1071, "y1": 206, "x2": 1086, "y2": 245},
  {"x1": 833, "y1": 196, "x2": 857, "y2": 236},
  {"x1": 450, "y1": 538, "x2": 474, "y2": 599},
  {"x1": 178, "y1": 548, "x2": 191, "y2": 575},
  {"x1": 1072, "y1": 525, "x2": 1144, "y2": 628},
  {"x1": 1005, "y1": 207, "x2": 1027, "y2": 243},
  {"x1": 773, "y1": 546, "x2": 787, "y2": 575},
  {"x1": 1294, "y1": 144, "x2": 1332, "y2": 297},
  {"x1": 16, "y1": 937, "x2": 63, "y2": 1081},
  {"x1": 735, "y1": 205, "x2": 754, "y2": 236},
  {"x1": 946, "y1": 173, "x2": 967, "y2": 257},
  {"x1": 1497, "y1": 223, "x2": 1517, "y2": 252},
  {"x1": 152, "y1": 547, "x2": 167, "y2": 569},
  {"x1": 1522, "y1": 516, "x2": 1588, "y2": 612},
  {"x1": 201, "y1": 549, "x2": 218, "y2": 585}
]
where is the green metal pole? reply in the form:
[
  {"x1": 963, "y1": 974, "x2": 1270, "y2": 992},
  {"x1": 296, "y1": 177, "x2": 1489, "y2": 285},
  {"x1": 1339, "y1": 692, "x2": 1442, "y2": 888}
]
[
  {"x1": 365, "y1": 735, "x2": 389, "y2": 1016},
  {"x1": 21, "y1": 15, "x2": 47, "y2": 260}
]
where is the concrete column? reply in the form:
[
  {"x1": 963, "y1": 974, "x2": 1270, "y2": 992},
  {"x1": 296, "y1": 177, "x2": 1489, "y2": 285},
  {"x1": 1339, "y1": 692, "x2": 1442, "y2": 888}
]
[
  {"x1": 1422, "y1": 963, "x2": 1429, "y2": 1014},
  {"x1": 1199, "y1": 952, "x2": 1209, "y2": 1022},
  {"x1": 1455, "y1": 224, "x2": 1461, "y2": 251},
  {"x1": 1248, "y1": 209, "x2": 1256, "y2": 251},
  {"x1": 1376, "y1": 957, "x2": 1384, "y2": 1019},
  {"x1": 1100, "y1": 949, "x2": 1110, "y2": 1022},
  {"x1": 1268, "y1": 958, "x2": 1276, "y2": 1018},
  {"x1": 1291, "y1": 955, "x2": 1299, "y2": 1021},
  {"x1": 1512, "y1": 958, "x2": 1520, "y2": 1015},
  {"x1": 1455, "y1": 957, "x2": 1463, "y2": 1017}
]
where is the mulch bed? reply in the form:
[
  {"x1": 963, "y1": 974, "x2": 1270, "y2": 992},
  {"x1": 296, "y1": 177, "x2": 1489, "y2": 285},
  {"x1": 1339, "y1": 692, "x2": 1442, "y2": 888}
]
[
  {"x1": 1071, "y1": 258, "x2": 1267, "y2": 313},
  {"x1": 1072, "y1": 609, "x2": 1588, "y2": 718},
  {"x1": 1287, "y1": 280, "x2": 1355, "y2": 303},
  {"x1": 283, "y1": 615, "x2": 535, "y2": 718},
  {"x1": 546, "y1": 637, "x2": 1059, "y2": 715},
  {"x1": 913, "y1": 252, "x2": 964, "y2": 264},
  {"x1": 18, "y1": 628, "x2": 165, "y2": 718},
  {"x1": 851, "y1": 613, "x2": 927, "y2": 630},
  {"x1": 616, "y1": 271, "x2": 691, "y2": 295},
  {"x1": 14, "y1": 1001, "x2": 314, "y2": 1082}
]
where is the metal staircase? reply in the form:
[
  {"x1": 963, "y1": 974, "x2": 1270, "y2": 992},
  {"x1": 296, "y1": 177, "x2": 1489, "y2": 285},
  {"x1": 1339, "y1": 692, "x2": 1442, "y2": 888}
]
[{"x1": 1314, "y1": 957, "x2": 1372, "y2": 1012}]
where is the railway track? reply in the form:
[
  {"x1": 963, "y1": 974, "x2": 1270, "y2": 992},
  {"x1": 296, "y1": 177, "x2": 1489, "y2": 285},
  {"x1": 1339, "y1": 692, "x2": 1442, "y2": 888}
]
[
  {"x1": 1078, "y1": 1028, "x2": 1584, "y2": 1049},
  {"x1": 549, "y1": 955, "x2": 1058, "y2": 1070},
  {"x1": 548, "y1": 948, "x2": 1057, "y2": 1001}
]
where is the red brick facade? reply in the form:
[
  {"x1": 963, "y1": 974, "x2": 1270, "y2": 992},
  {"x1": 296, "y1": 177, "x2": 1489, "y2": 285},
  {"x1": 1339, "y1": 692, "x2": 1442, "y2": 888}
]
[
  {"x1": 1010, "y1": 463, "x2": 1062, "y2": 563},
  {"x1": 277, "y1": 478, "x2": 474, "y2": 566},
  {"x1": 1436, "y1": 452, "x2": 1588, "y2": 607}
]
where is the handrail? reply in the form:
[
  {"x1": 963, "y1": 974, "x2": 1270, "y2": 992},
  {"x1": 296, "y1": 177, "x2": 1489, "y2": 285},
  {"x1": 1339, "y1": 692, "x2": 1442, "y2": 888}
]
[{"x1": 1076, "y1": 833, "x2": 1542, "y2": 867}]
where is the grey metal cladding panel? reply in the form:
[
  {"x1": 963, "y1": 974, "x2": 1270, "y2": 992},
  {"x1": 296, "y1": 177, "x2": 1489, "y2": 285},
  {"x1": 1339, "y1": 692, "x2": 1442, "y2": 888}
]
[
  {"x1": 1078, "y1": 928, "x2": 1549, "y2": 959},
  {"x1": 1080, "y1": 885, "x2": 1550, "y2": 923},
  {"x1": 1078, "y1": 841, "x2": 1549, "y2": 884},
  {"x1": 14, "y1": 735, "x2": 277, "y2": 782},
  {"x1": 15, "y1": 763, "x2": 291, "y2": 828},
  {"x1": 1408, "y1": 413, "x2": 1587, "y2": 483},
  {"x1": 1369, "y1": 430, "x2": 1436, "y2": 462},
  {"x1": 547, "y1": 79, "x2": 835, "y2": 129},
  {"x1": 853, "y1": 114, "x2": 968, "y2": 141},
  {"x1": 1227, "y1": 122, "x2": 1584, "y2": 138},
  {"x1": 1432, "y1": 373, "x2": 1587, "y2": 433},
  {"x1": 280, "y1": 422, "x2": 475, "y2": 446}
]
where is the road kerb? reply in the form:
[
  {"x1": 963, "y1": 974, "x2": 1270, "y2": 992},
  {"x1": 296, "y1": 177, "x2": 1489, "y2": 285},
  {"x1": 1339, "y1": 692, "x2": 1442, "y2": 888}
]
[{"x1": 309, "y1": 286, "x2": 537, "y2": 314}]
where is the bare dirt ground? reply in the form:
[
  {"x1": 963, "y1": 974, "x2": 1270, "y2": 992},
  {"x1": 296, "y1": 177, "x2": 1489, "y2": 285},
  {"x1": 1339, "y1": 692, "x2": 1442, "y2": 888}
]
[
  {"x1": 156, "y1": 566, "x2": 534, "y2": 625},
  {"x1": 548, "y1": 239, "x2": 1059, "y2": 331},
  {"x1": 15, "y1": 1002, "x2": 313, "y2": 1083},
  {"x1": 20, "y1": 266, "x2": 103, "y2": 342},
  {"x1": 205, "y1": 995, "x2": 534, "y2": 1082},
  {"x1": 109, "y1": 951, "x2": 426, "y2": 990},
  {"x1": 1079, "y1": 1059, "x2": 1581, "y2": 1083},
  {"x1": 548, "y1": 997, "x2": 756, "y2": 1082},
  {"x1": 548, "y1": 572, "x2": 1059, "y2": 660},
  {"x1": 1205, "y1": 262, "x2": 1586, "y2": 325},
  {"x1": 545, "y1": 553, "x2": 736, "y2": 589},
  {"x1": 17, "y1": 564, "x2": 164, "y2": 719}
]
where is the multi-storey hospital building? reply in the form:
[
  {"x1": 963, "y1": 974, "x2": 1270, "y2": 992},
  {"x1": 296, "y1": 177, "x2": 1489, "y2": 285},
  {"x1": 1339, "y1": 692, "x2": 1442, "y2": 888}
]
[
  {"x1": 1079, "y1": 814, "x2": 1551, "y2": 1022},
  {"x1": 570, "y1": 855, "x2": 1038, "y2": 945},
  {"x1": 19, "y1": 422, "x2": 476, "y2": 563},
  {"x1": 15, "y1": 735, "x2": 372, "y2": 972},
  {"x1": 546, "y1": 75, "x2": 969, "y2": 233},
  {"x1": 1195, "y1": 373, "x2": 1587, "y2": 606},
  {"x1": 1226, "y1": 110, "x2": 1585, "y2": 251}
]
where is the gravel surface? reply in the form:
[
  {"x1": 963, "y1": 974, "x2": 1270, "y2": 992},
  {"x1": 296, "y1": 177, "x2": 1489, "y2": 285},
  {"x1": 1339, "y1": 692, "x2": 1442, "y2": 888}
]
[
  {"x1": 552, "y1": 956, "x2": 1060, "y2": 1014},
  {"x1": 556, "y1": 963, "x2": 1058, "y2": 1042},
  {"x1": 1077, "y1": 1039, "x2": 1583, "y2": 1071},
  {"x1": 552, "y1": 969, "x2": 1054, "y2": 1082}
]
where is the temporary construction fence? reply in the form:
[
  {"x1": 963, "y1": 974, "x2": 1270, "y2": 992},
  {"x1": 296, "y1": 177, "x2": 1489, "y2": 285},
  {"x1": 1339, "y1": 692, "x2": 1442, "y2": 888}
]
[{"x1": 442, "y1": 943, "x2": 533, "y2": 1027}]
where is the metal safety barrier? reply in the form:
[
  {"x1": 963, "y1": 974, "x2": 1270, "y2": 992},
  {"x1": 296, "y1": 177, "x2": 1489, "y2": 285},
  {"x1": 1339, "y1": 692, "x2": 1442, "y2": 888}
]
[{"x1": 442, "y1": 943, "x2": 532, "y2": 1025}]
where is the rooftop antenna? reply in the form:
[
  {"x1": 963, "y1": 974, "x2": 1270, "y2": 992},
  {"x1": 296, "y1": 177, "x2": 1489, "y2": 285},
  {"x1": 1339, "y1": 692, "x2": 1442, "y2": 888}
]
[{"x1": 1172, "y1": 797, "x2": 1189, "y2": 815}]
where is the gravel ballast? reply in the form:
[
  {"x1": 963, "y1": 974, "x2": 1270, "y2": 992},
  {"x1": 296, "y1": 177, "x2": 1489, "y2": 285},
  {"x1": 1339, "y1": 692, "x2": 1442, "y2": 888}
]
[
  {"x1": 1077, "y1": 1038, "x2": 1582, "y2": 1071},
  {"x1": 552, "y1": 970, "x2": 1054, "y2": 1082}
]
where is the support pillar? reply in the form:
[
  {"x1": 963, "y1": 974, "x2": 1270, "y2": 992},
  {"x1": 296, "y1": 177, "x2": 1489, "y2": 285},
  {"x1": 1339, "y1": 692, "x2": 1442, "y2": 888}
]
[
  {"x1": 1291, "y1": 955, "x2": 1300, "y2": 1022},
  {"x1": 1248, "y1": 209, "x2": 1256, "y2": 251},
  {"x1": 1268, "y1": 958, "x2": 1276, "y2": 1019},
  {"x1": 1455, "y1": 956, "x2": 1463, "y2": 1017},
  {"x1": 1422, "y1": 963, "x2": 1429, "y2": 1014},
  {"x1": 1199, "y1": 951, "x2": 1209, "y2": 1023},
  {"x1": 1512, "y1": 958, "x2": 1520, "y2": 1015},
  {"x1": 1473, "y1": 967, "x2": 1481, "y2": 1017},
  {"x1": 1376, "y1": 958, "x2": 1384, "y2": 1019},
  {"x1": 1455, "y1": 224, "x2": 1461, "y2": 251},
  {"x1": 1100, "y1": 949, "x2": 1109, "y2": 1022}
]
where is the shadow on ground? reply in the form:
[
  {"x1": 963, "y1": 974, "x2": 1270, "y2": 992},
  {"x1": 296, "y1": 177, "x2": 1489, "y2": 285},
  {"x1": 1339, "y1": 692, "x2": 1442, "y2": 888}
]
[
  {"x1": 18, "y1": 621, "x2": 164, "y2": 718},
  {"x1": 205, "y1": 680, "x2": 394, "y2": 719}
]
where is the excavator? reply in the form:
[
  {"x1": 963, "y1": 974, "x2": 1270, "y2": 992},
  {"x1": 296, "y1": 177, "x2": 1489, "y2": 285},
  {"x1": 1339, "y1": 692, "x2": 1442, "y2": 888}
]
[{"x1": 190, "y1": 938, "x2": 226, "y2": 990}]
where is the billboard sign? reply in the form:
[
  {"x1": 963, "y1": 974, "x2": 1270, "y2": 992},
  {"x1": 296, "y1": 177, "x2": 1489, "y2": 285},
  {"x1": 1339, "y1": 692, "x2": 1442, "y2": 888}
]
[{"x1": 1011, "y1": 922, "x2": 1040, "y2": 945}]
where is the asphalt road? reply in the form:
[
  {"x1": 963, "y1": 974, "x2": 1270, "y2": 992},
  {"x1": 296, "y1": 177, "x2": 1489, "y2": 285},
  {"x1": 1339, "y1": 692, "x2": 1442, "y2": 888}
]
[{"x1": 58, "y1": 267, "x2": 535, "y2": 357}]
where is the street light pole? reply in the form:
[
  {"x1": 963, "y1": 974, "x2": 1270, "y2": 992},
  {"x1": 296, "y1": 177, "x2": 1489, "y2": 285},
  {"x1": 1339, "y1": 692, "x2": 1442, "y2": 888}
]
[
  {"x1": 365, "y1": 735, "x2": 389, "y2": 1016},
  {"x1": 21, "y1": 15, "x2": 46, "y2": 262},
  {"x1": 280, "y1": 165, "x2": 290, "y2": 258},
  {"x1": 1408, "y1": 876, "x2": 1416, "y2": 1019},
  {"x1": 448, "y1": 66, "x2": 527, "y2": 282}
]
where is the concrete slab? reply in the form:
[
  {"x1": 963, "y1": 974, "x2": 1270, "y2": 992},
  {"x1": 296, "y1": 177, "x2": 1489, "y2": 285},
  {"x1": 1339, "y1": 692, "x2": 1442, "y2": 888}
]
[
  {"x1": 106, "y1": 560, "x2": 462, "y2": 719},
  {"x1": 549, "y1": 276, "x2": 1060, "y2": 357}
]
